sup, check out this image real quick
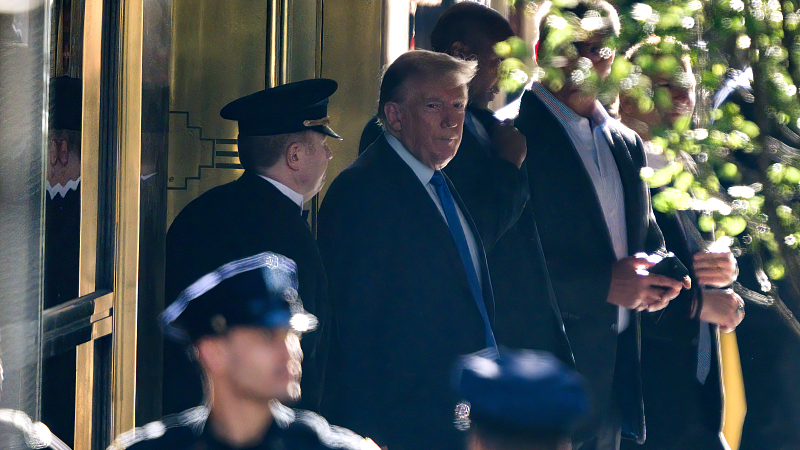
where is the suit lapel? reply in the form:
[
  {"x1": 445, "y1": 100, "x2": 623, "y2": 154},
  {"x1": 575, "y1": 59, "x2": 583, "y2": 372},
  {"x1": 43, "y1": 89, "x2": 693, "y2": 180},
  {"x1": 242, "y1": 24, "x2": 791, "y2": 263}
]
[
  {"x1": 605, "y1": 127, "x2": 649, "y2": 254},
  {"x1": 373, "y1": 137, "x2": 495, "y2": 322},
  {"x1": 520, "y1": 91, "x2": 617, "y2": 258},
  {"x1": 446, "y1": 172, "x2": 495, "y2": 320}
]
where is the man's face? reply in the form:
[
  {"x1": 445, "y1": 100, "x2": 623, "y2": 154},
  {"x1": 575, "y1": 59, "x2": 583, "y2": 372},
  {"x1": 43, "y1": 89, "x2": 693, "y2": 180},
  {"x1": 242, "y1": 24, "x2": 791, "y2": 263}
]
[
  {"x1": 298, "y1": 131, "x2": 332, "y2": 200},
  {"x1": 627, "y1": 58, "x2": 696, "y2": 131},
  {"x1": 570, "y1": 34, "x2": 615, "y2": 81},
  {"x1": 391, "y1": 77, "x2": 468, "y2": 170},
  {"x1": 651, "y1": 58, "x2": 696, "y2": 127},
  {"x1": 213, "y1": 326, "x2": 301, "y2": 403},
  {"x1": 468, "y1": 41, "x2": 504, "y2": 109}
]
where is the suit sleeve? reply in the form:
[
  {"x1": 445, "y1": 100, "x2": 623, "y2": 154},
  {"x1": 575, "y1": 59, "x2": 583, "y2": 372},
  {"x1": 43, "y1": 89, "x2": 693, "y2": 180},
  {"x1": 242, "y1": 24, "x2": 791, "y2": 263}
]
[{"x1": 444, "y1": 144, "x2": 529, "y2": 252}]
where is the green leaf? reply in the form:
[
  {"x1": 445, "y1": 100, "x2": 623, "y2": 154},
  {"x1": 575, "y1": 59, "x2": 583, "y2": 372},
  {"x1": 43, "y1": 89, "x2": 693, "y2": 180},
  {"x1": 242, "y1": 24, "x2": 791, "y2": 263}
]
[
  {"x1": 740, "y1": 121, "x2": 760, "y2": 138},
  {"x1": 784, "y1": 166, "x2": 800, "y2": 184},
  {"x1": 719, "y1": 162, "x2": 740, "y2": 181},
  {"x1": 766, "y1": 260, "x2": 786, "y2": 279},
  {"x1": 675, "y1": 171, "x2": 695, "y2": 191},
  {"x1": 720, "y1": 216, "x2": 748, "y2": 236},
  {"x1": 698, "y1": 215, "x2": 716, "y2": 232}
]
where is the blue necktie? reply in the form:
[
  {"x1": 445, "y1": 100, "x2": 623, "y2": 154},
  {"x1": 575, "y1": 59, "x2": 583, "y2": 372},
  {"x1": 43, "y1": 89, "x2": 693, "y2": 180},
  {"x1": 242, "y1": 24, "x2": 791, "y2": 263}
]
[
  {"x1": 697, "y1": 320, "x2": 712, "y2": 384},
  {"x1": 429, "y1": 170, "x2": 497, "y2": 350}
]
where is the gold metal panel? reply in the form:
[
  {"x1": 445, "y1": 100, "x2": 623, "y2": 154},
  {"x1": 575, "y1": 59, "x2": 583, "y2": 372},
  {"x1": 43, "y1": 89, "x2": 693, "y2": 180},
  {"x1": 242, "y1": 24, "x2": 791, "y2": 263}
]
[
  {"x1": 74, "y1": 342, "x2": 96, "y2": 450},
  {"x1": 320, "y1": 0, "x2": 384, "y2": 200},
  {"x1": 112, "y1": 0, "x2": 145, "y2": 438},
  {"x1": 168, "y1": 0, "x2": 269, "y2": 224},
  {"x1": 79, "y1": 0, "x2": 103, "y2": 298},
  {"x1": 74, "y1": 0, "x2": 103, "y2": 445},
  {"x1": 92, "y1": 316, "x2": 114, "y2": 339},
  {"x1": 167, "y1": 112, "x2": 215, "y2": 190},
  {"x1": 169, "y1": 0, "x2": 267, "y2": 138},
  {"x1": 287, "y1": 1, "x2": 317, "y2": 81}
]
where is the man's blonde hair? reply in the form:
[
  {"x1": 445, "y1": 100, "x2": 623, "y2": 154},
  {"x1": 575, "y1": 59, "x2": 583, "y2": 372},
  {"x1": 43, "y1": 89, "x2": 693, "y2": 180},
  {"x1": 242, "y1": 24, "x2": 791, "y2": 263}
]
[{"x1": 377, "y1": 50, "x2": 477, "y2": 124}]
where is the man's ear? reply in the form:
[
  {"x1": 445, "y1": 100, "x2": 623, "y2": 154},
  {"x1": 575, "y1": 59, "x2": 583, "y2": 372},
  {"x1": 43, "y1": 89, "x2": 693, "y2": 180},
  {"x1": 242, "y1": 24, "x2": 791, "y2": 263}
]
[
  {"x1": 619, "y1": 94, "x2": 636, "y2": 115},
  {"x1": 285, "y1": 141, "x2": 304, "y2": 171},
  {"x1": 383, "y1": 102, "x2": 403, "y2": 133},
  {"x1": 196, "y1": 337, "x2": 227, "y2": 377},
  {"x1": 449, "y1": 41, "x2": 472, "y2": 60}
]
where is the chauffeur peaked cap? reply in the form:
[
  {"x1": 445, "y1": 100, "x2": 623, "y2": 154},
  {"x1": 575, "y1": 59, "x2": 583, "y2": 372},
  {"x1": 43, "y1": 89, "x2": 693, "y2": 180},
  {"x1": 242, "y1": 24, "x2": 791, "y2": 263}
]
[{"x1": 220, "y1": 78, "x2": 342, "y2": 139}]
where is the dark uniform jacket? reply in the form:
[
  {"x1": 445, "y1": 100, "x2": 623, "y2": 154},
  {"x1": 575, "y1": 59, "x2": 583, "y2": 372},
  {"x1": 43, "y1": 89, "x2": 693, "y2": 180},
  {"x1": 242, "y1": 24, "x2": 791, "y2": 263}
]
[
  {"x1": 317, "y1": 135, "x2": 495, "y2": 450},
  {"x1": 109, "y1": 404, "x2": 377, "y2": 450},
  {"x1": 163, "y1": 171, "x2": 329, "y2": 414},
  {"x1": 515, "y1": 86, "x2": 664, "y2": 446}
]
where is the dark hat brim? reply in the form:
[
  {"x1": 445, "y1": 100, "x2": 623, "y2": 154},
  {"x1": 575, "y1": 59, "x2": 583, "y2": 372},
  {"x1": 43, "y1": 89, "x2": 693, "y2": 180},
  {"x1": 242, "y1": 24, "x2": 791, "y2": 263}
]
[
  {"x1": 220, "y1": 79, "x2": 340, "y2": 138},
  {"x1": 315, "y1": 124, "x2": 342, "y2": 140}
]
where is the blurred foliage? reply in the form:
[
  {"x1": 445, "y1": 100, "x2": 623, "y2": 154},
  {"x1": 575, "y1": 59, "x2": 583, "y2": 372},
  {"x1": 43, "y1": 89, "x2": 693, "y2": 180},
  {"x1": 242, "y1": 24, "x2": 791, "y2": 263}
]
[{"x1": 502, "y1": 0, "x2": 800, "y2": 301}]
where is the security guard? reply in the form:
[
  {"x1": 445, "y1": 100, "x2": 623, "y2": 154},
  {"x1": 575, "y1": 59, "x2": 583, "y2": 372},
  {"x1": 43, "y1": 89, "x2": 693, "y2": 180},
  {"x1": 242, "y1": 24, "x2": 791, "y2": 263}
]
[
  {"x1": 110, "y1": 252, "x2": 377, "y2": 450},
  {"x1": 453, "y1": 349, "x2": 591, "y2": 450},
  {"x1": 164, "y1": 79, "x2": 340, "y2": 415}
]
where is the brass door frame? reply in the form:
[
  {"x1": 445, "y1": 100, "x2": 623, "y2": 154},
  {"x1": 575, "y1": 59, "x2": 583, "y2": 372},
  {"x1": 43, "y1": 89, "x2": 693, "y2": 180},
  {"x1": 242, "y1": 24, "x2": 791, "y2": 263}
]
[{"x1": 72, "y1": 0, "x2": 144, "y2": 446}]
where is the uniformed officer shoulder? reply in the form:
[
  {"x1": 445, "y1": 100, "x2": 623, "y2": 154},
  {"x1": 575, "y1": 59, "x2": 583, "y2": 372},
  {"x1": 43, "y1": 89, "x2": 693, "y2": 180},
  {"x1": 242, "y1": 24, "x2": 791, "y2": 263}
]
[
  {"x1": 271, "y1": 402, "x2": 380, "y2": 450},
  {"x1": 107, "y1": 406, "x2": 209, "y2": 450}
]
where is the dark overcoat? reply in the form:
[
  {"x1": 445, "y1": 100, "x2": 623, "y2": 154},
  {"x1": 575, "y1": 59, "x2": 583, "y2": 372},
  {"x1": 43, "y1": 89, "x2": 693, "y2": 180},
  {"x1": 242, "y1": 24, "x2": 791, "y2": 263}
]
[
  {"x1": 515, "y1": 87, "x2": 664, "y2": 445},
  {"x1": 163, "y1": 171, "x2": 329, "y2": 414},
  {"x1": 317, "y1": 135, "x2": 495, "y2": 450}
]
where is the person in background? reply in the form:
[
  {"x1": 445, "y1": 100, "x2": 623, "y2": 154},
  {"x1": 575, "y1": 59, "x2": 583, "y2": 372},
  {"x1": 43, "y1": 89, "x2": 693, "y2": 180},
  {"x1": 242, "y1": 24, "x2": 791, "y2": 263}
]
[
  {"x1": 453, "y1": 349, "x2": 591, "y2": 450},
  {"x1": 618, "y1": 37, "x2": 743, "y2": 450},
  {"x1": 513, "y1": 1, "x2": 690, "y2": 448}
]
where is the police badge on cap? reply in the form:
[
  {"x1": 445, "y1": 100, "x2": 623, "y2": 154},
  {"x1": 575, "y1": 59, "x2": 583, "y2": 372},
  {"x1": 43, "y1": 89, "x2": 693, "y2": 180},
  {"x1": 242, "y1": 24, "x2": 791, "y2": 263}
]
[
  {"x1": 160, "y1": 252, "x2": 318, "y2": 344},
  {"x1": 220, "y1": 79, "x2": 342, "y2": 139}
]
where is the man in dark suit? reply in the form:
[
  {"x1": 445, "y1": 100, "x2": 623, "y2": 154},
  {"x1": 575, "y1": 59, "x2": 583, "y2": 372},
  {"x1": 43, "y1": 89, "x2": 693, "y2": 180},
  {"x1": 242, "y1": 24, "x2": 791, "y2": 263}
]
[
  {"x1": 359, "y1": 3, "x2": 572, "y2": 362},
  {"x1": 360, "y1": 3, "x2": 528, "y2": 250},
  {"x1": 618, "y1": 39, "x2": 744, "y2": 450},
  {"x1": 163, "y1": 79, "x2": 340, "y2": 415},
  {"x1": 318, "y1": 50, "x2": 492, "y2": 450},
  {"x1": 514, "y1": 2, "x2": 689, "y2": 448}
]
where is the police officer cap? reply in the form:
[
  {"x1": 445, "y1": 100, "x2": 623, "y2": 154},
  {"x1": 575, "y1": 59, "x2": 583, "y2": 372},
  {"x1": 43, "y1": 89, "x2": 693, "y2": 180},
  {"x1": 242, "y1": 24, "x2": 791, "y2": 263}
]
[
  {"x1": 160, "y1": 252, "x2": 317, "y2": 343},
  {"x1": 453, "y1": 349, "x2": 591, "y2": 434},
  {"x1": 220, "y1": 79, "x2": 342, "y2": 139}
]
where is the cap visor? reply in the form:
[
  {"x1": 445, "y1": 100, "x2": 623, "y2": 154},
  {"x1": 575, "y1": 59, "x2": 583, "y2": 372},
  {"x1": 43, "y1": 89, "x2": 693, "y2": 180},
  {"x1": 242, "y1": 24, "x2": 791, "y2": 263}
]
[{"x1": 315, "y1": 125, "x2": 342, "y2": 140}]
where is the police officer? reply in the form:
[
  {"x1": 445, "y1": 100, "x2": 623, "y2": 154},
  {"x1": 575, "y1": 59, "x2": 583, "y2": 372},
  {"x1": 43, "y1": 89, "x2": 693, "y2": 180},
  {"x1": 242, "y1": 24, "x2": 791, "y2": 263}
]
[
  {"x1": 453, "y1": 349, "x2": 591, "y2": 450},
  {"x1": 110, "y1": 252, "x2": 377, "y2": 450}
]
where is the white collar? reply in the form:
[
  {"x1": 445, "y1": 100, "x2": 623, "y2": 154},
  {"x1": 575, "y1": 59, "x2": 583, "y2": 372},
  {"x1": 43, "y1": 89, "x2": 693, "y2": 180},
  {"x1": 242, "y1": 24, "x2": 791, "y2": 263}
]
[
  {"x1": 257, "y1": 174, "x2": 305, "y2": 210},
  {"x1": 532, "y1": 82, "x2": 610, "y2": 129},
  {"x1": 384, "y1": 132, "x2": 436, "y2": 185}
]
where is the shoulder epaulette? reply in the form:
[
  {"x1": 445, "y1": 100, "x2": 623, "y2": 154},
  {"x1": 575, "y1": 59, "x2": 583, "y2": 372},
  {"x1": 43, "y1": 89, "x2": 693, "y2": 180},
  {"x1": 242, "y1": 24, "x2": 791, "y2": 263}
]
[
  {"x1": 270, "y1": 402, "x2": 380, "y2": 450},
  {"x1": 106, "y1": 406, "x2": 208, "y2": 450}
]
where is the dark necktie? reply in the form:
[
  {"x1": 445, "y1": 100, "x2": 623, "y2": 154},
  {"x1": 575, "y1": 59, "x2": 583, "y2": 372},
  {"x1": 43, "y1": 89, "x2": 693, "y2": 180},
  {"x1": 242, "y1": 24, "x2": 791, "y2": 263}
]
[{"x1": 429, "y1": 170, "x2": 497, "y2": 350}]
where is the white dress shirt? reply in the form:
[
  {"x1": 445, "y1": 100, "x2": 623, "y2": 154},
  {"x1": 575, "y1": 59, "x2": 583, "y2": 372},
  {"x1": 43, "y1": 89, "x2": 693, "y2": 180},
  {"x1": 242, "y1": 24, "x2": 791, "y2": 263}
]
[
  {"x1": 258, "y1": 174, "x2": 305, "y2": 211},
  {"x1": 533, "y1": 83, "x2": 630, "y2": 331}
]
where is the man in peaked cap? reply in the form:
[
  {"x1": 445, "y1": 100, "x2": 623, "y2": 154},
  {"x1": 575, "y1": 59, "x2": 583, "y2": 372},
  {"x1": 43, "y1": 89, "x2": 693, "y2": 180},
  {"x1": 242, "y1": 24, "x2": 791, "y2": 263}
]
[
  {"x1": 453, "y1": 349, "x2": 591, "y2": 450},
  {"x1": 111, "y1": 252, "x2": 379, "y2": 450},
  {"x1": 164, "y1": 79, "x2": 340, "y2": 416}
]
